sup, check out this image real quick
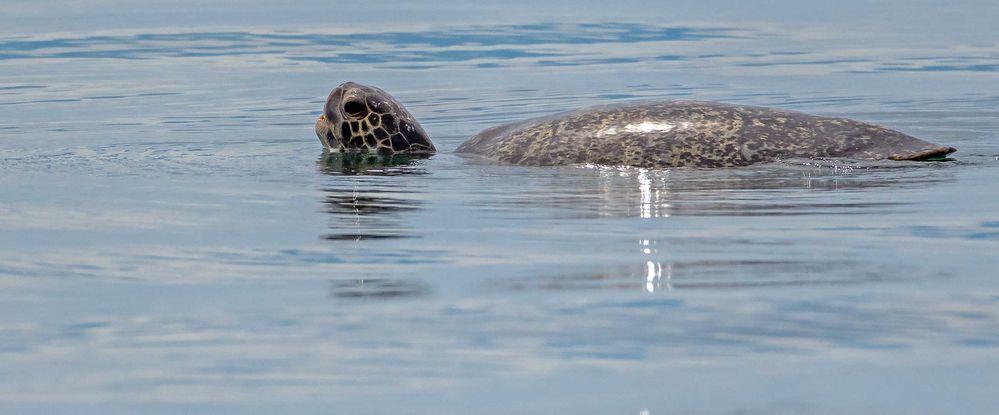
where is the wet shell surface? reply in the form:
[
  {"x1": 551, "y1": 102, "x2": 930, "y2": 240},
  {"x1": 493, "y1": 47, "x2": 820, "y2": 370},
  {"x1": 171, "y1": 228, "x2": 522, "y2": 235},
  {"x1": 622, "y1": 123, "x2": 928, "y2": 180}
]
[{"x1": 454, "y1": 100, "x2": 955, "y2": 167}]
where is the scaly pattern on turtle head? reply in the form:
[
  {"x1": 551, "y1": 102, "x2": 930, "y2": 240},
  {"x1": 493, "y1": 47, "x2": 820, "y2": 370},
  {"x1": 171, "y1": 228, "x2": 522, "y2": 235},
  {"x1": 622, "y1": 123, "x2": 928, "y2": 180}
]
[{"x1": 316, "y1": 82, "x2": 436, "y2": 154}]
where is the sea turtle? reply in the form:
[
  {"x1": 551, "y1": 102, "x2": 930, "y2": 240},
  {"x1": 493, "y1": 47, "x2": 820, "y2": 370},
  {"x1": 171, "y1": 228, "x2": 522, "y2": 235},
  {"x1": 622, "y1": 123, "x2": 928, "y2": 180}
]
[{"x1": 315, "y1": 82, "x2": 955, "y2": 168}]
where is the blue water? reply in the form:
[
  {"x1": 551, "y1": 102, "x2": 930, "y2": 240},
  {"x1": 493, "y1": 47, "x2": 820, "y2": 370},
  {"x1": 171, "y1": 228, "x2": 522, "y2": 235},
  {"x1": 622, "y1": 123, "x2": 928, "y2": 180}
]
[{"x1": 2, "y1": 1, "x2": 999, "y2": 414}]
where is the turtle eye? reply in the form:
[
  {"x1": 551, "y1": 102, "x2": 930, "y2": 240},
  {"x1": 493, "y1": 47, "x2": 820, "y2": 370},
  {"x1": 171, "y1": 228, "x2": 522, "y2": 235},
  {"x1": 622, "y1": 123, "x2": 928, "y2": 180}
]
[{"x1": 343, "y1": 100, "x2": 368, "y2": 118}]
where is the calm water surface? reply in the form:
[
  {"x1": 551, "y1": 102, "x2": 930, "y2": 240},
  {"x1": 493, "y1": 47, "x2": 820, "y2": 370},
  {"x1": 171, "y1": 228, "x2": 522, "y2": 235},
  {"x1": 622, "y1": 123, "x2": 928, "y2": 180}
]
[{"x1": 2, "y1": 1, "x2": 998, "y2": 414}]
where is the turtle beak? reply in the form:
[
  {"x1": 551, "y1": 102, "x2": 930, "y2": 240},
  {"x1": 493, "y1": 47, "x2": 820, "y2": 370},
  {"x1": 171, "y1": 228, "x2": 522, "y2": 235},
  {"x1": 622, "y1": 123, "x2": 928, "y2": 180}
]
[{"x1": 316, "y1": 115, "x2": 333, "y2": 149}]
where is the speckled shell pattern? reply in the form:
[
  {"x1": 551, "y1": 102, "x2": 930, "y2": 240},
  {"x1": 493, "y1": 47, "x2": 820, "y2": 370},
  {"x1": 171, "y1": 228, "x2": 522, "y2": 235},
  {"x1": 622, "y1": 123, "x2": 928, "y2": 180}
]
[
  {"x1": 455, "y1": 101, "x2": 955, "y2": 167},
  {"x1": 317, "y1": 82, "x2": 435, "y2": 154}
]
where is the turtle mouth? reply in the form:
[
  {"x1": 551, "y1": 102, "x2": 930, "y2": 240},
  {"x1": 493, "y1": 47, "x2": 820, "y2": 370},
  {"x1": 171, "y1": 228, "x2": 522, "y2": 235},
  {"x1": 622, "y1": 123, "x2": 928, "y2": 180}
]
[{"x1": 316, "y1": 114, "x2": 335, "y2": 149}]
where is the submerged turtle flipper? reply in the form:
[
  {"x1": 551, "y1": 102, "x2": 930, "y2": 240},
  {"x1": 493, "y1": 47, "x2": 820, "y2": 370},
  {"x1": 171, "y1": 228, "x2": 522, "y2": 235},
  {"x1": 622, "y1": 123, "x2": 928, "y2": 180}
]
[{"x1": 888, "y1": 146, "x2": 957, "y2": 161}]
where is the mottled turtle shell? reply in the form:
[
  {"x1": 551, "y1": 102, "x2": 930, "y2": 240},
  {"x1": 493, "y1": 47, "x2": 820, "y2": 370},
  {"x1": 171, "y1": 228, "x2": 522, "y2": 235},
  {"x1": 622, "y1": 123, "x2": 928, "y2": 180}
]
[{"x1": 455, "y1": 100, "x2": 955, "y2": 168}]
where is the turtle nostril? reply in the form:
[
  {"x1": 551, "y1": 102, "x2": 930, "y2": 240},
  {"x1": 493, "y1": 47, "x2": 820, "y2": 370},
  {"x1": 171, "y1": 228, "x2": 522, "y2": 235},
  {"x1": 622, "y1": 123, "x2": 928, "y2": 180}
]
[{"x1": 343, "y1": 100, "x2": 368, "y2": 117}]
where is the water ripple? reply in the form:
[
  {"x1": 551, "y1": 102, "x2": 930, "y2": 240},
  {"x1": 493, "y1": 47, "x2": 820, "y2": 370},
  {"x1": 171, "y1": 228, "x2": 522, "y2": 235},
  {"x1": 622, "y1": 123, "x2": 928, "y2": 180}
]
[{"x1": 0, "y1": 23, "x2": 747, "y2": 63}]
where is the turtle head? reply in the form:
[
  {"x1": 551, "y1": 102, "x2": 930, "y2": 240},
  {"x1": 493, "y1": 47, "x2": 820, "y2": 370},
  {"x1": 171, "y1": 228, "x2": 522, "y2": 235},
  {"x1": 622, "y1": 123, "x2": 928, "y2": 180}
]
[{"x1": 316, "y1": 82, "x2": 435, "y2": 154}]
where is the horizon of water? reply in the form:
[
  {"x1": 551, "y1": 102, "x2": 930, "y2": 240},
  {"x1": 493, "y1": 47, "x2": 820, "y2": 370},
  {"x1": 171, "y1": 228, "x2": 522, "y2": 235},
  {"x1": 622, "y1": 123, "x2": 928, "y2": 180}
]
[{"x1": 2, "y1": 1, "x2": 998, "y2": 414}]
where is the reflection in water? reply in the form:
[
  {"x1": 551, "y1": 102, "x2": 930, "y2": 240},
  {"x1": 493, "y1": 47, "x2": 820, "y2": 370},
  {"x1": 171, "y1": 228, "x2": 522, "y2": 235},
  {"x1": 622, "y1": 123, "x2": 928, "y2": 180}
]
[
  {"x1": 317, "y1": 152, "x2": 431, "y2": 176},
  {"x1": 329, "y1": 278, "x2": 431, "y2": 299},
  {"x1": 636, "y1": 169, "x2": 670, "y2": 219},
  {"x1": 641, "y1": 240, "x2": 672, "y2": 293},
  {"x1": 635, "y1": 170, "x2": 672, "y2": 292},
  {"x1": 503, "y1": 161, "x2": 957, "y2": 219},
  {"x1": 498, "y1": 161, "x2": 958, "y2": 293},
  {"x1": 316, "y1": 153, "x2": 437, "y2": 296},
  {"x1": 503, "y1": 259, "x2": 904, "y2": 293},
  {"x1": 317, "y1": 152, "x2": 430, "y2": 241}
]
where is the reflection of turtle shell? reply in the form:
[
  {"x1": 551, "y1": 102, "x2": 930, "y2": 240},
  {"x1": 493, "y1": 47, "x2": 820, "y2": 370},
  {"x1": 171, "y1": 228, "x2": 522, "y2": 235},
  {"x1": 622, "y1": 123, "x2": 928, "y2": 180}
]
[{"x1": 455, "y1": 100, "x2": 955, "y2": 168}]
